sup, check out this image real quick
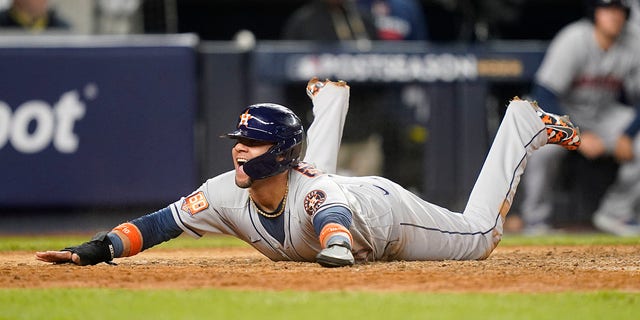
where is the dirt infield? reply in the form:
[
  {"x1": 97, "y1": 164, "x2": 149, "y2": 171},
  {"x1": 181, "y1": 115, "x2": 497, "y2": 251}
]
[{"x1": 2, "y1": 245, "x2": 639, "y2": 292}]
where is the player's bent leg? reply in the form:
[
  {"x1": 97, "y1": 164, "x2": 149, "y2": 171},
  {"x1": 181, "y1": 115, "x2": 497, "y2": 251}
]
[
  {"x1": 305, "y1": 77, "x2": 350, "y2": 174},
  {"x1": 395, "y1": 99, "x2": 582, "y2": 261},
  {"x1": 462, "y1": 99, "x2": 554, "y2": 259},
  {"x1": 464, "y1": 99, "x2": 548, "y2": 225},
  {"x1": 388, "y1": 99, "x2": 553, "y2": 261}
]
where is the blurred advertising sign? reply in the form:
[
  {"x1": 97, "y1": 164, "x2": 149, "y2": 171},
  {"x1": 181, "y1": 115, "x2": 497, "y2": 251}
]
[
  {"x1": 253, "y1": 41, "x2": 545, "y2": 83},
  {"x1": 0, "y1": 34, "x2": 198, "y2": 206}
]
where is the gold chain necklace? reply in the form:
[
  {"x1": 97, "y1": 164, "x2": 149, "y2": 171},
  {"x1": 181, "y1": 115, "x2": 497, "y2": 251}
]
[{"x1": 250, "y1": 180, "x2": 289, "y2": 218}]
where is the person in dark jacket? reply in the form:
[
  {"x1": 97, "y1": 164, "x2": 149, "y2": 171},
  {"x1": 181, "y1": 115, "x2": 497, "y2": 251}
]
[
  {"x1": 0, "y1": 0, "x2": 70, "y2": 32},
  {"x1": 282, "y1": 0, "x2": 378, "y2": 41}
]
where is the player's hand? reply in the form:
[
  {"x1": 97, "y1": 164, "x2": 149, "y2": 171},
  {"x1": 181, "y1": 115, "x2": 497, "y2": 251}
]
[
  {"x1": 614, "y1": 134, "x2": 634, "y2": 162},
  {"x1": 35, "y1": 232, "x2": 115, "y2": 266},
  {"x1": 577, "y1": 131, "x2": 606, "y2": 159},
  {"x1": 35, "y1": 250, "x2": 80, "y2": 264}
]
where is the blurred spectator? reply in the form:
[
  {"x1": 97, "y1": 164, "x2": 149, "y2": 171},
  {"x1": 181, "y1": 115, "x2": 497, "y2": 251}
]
[
  {"x1": 282, "y1": 0, "x2": 383, "y2": 178},
  {"x1": 281, "y1": 0, "x2": 378, "y2": 41},
  {"x1": 95, "y1": 0, "x2": 142, "y2": 34},
  {"x1": 281, "y1": 0, "x2": 429, "y2": 190},
  {"x1": 429, "y1": 0, "x2": 525, "y2": 42},
  {"x1": 0, "y1": 0, "x2": 70, "y2": 31},
  {"x1": 357, "y1": 0, "x2": 428, "y2": 40},
  {"x1": 356, "y1": 1, "x2": 429, "y2": 193},
  {"x1": 352, "y1": 0, "x2": 430, "y2": 188},
  {"x1": 518, "y1": 0, "x2": 640, "y2": 236}
]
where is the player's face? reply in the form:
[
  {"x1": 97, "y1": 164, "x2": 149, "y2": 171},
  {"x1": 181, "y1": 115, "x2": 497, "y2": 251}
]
[
  {"x1": 594, "y1": 6, "x2": 627, "y2": 38},
  {"x1": 232, "y1": 138, "x2": 274, "y2": 188}
]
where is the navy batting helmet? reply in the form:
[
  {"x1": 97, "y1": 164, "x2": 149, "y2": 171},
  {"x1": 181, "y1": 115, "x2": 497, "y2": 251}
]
[
  {"x1": 225, "y1": 103, "x2": 305, "y2": 180},
  {"x1": 587, "y1": 0, "x2": 631, "y2": 21}
]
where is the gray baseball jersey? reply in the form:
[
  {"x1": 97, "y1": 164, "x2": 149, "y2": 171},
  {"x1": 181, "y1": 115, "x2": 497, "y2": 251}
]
[
  {"x1": 169, "y1": 85, "x2": 548, "y2": 263},
  {"x1": 536, "y1": 19, "x2": 640, "y2": 139},
  {"x1": 522, "y1": 19, "x2": 640, "y2": 226}
]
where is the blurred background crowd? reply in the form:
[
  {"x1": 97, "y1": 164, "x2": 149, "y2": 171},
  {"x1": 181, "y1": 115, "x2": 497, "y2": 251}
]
[{"x1": 2, "y1": 0, "x2": 637, "y2": 41}]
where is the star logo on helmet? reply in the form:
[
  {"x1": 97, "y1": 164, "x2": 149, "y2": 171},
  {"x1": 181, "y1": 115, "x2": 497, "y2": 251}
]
[{"x1": 238, "y1": 110, "x2": 252, "y2": 127}]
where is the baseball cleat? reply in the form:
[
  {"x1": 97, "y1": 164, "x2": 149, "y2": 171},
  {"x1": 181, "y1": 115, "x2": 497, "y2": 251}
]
[
  {"x1": 316, "y1": 244, "x2": 355, "y2": 267},
  {"x1": 526, "y1": 99, "x2": 581, "y2": 150},
  {"x1": 306, "y1": 77, "x2": 348, "y2": 99}
]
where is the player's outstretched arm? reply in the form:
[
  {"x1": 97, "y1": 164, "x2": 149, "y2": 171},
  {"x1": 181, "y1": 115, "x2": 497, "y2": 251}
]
[{"x1": 35, "y1": 207, "x2": 183, "y2": 266}]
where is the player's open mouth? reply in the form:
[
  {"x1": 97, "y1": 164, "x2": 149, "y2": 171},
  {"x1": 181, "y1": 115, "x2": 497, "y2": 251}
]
[{"x1": 236, "y1": 158, "x2": 248, "y2": 167}]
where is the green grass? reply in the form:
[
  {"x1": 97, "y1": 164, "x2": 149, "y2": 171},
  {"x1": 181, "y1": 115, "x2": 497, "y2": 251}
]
[
  {"x1": 0, "y1": 234, "x2": 249, "y2": 251},
  {"x1": 2, "y1": 234, "x2": 639, "y2": 320},
  {"x1": 0, "y1": 289, "x2": 638, "y2": 320},
  {"x1": 500, "y1": 233, "x2": 640, "y2": 246},
  {"x1": 2, "y1": 233, "x2": 638, "y2": 251}
]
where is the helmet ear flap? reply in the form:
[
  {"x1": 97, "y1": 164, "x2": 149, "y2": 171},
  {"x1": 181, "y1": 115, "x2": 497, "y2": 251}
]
[
  {"x1": 242, "y1": 141, "x2": 304, "y2": 180},
  {"x1": 282, "y1": 142, "x2": 303, "y2": 166},
  {"x1": 243, "y1": 152, "x2": 281, "y2": 180}
]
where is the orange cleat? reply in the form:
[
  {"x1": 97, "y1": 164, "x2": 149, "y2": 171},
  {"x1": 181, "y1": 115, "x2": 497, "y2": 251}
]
[{"x1": 529, "y1": 99, "x2": 581, "y2": 150}]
